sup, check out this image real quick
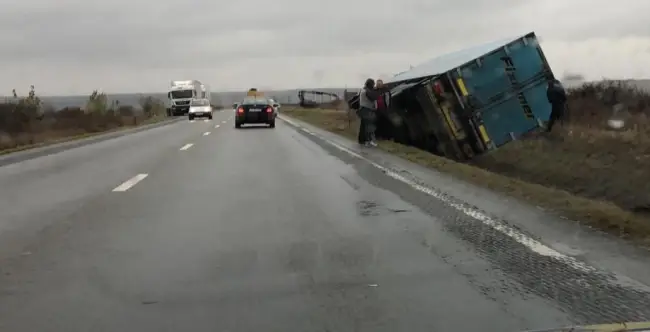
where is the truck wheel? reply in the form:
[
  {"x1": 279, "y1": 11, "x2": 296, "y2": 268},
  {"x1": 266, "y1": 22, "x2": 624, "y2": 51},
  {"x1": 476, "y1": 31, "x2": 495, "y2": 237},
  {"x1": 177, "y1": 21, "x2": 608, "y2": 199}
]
[
  {"x1": 188, "y1": 115, "x2": 194, "y2": 121},
  {"x1": 208, "y1": 114, "x2": 213, "y2": 120},
  {"x1": 461, "y1": 143, "x2": 475, "y2": 160}
]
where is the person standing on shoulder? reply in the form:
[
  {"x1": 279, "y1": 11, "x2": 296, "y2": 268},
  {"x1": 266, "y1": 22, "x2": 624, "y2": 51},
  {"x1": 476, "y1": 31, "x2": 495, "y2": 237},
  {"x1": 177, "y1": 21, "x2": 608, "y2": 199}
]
[
  {"x1": 546, "y1": 79, "x2": 567, "y2": 132},
  {"x1": 356, "y1": 86, "x2": 367, "y2": 145},
  {"x1": 358, "y1": 78, "x2": 388, "y2": 147},
  {"x1": 374, "y1": 79, "x2": 391, "y2": 139}
]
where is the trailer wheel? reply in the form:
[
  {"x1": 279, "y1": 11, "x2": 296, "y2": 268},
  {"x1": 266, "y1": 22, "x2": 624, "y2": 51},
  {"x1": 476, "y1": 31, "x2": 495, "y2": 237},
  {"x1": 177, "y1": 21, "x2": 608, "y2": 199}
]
[{"x1": 462, "y1": 143, "x2": 475, "y2": 160}]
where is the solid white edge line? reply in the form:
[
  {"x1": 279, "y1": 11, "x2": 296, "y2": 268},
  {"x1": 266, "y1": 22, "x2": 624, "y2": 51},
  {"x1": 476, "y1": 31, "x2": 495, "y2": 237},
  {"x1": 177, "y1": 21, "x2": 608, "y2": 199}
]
[
  {"x1": 112, "y1": 173, "x2": 148, "y2": 192},
  {"x1": 278, "y1": 115, "x2": 594, "y2": 273},
  {"x1": 180, "y1": 143, "x2": 193, "y2": 151},
  {"x1": 203, "y1": 131, "x2": 211, "y2": 136}
]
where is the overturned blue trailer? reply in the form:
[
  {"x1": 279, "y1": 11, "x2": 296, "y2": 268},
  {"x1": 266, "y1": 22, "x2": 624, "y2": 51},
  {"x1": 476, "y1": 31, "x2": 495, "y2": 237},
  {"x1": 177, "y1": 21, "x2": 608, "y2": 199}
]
[{"x1": 349, "y1": 31, "x2": 556, "y2": 161}]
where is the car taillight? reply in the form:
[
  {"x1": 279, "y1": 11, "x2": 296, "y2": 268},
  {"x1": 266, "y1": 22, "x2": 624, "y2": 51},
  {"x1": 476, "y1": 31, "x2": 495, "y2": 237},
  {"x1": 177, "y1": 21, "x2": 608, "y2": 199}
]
[
  {"x1": 237, "y1": 107, "x2": 244, "y2": 113},
  {"x1": 266, "y1": 107, "x2": 273, "y2": 113}
]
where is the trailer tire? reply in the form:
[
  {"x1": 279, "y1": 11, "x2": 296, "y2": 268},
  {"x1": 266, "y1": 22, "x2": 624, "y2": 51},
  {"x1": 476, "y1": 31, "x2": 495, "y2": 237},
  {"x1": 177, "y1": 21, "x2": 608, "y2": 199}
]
[{"x1": 462, "y1": 143, "x2": 475, "y2": 160}]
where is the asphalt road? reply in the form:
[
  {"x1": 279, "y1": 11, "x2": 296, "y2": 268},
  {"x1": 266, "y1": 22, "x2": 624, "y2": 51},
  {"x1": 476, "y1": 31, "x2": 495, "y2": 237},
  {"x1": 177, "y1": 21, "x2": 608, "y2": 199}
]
[{"x1": 0, "y1": 110, "x2": 649, "y2": 331}]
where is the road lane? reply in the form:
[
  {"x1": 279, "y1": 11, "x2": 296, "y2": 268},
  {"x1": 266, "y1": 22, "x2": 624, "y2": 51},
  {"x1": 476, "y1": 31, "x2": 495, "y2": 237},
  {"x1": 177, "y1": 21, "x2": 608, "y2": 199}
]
[
  {"x1": 0, "y1": 111, "x2": 232, "y2": 261},
  {"x1": 112, "y1": 173, "x2": 149, "y2": 192},
  {"x1": 179, "y1": 143, "x2": 194, "y2": 151},
  {"x1": 1, "y1": 115, "x2": 650, "y2": 331},
  {"x1": 0, "y1": 119, "x2": 577, "y2": 331}
]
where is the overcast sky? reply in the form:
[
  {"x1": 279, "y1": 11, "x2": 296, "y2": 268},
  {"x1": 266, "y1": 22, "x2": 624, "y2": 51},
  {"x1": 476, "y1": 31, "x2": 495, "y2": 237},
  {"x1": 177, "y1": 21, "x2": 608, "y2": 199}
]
[{"x1": 1, "y1": 0, "x2": 648, "y2": 95}]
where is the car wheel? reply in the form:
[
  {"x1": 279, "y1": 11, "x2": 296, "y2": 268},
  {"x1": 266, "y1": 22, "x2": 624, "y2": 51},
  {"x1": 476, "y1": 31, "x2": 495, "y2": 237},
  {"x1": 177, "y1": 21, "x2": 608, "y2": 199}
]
[
  {"x1": 235, "y1": 122, "x2": 242, "y2": 128},
  {"x1": 188, "y1": 115, "x2": 194, "y2": 121},
  {"x1": 208, "y1": 114, "x2": 213, "y2": 120},
  {"x1": 269, "y1": 120, "x2": 275, "y2": 128}
]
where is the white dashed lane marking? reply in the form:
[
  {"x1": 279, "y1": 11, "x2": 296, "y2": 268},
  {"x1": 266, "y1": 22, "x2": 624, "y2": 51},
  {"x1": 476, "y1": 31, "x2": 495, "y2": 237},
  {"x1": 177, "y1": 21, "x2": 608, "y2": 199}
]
[
  {"x1": 180, "y1": 143, "x2": 193, "y2": 151},
  {"x1": 214, "y1": 124, "x2": 220, "y2": 128},
  {"x1": 112, "y1": 174, "x2": 148, "y2": 192},
  {"x1": 203, "y1": 132, "x2": 211, "y2": 136}
]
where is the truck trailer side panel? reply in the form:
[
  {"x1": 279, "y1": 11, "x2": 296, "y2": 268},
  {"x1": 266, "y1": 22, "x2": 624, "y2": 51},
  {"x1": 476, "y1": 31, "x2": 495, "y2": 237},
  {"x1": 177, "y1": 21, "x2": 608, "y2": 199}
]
[
  {"x1": 450, "y1": 32, "x2": 552, "y2": 148},
  {"x1": 475, "y1": 82, "x2": 545, "y2": 147}
]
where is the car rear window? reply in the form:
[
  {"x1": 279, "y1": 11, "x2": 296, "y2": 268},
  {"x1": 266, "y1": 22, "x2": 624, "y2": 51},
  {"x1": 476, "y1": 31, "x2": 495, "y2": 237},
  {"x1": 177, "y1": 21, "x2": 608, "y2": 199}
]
[
  {"x1": 191, "y1": 99, "x2": 209, "y2": 106},
  {"x1": 242, "y1": 97, "x2": 268, "y2": 105}
]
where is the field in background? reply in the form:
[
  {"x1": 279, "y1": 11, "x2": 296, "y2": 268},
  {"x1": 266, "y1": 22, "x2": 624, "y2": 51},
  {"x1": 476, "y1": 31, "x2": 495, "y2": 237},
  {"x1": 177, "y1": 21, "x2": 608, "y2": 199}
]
[
  {"x1": 283, "y1": 81, "x2": 650, "y2": 246},
  {"x1": 16, "y1": 79, "x2": 650, "y2": 110},
  {"x1": 13, "y1": 88, "x2": 348, "y2": 110}
]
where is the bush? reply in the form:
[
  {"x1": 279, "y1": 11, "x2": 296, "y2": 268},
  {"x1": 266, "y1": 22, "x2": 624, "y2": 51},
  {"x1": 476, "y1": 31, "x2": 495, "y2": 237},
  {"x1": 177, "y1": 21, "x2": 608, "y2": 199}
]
[
  {"x1": 566, "y1": 80, "x2": 650, "y2": 129},
  {"x1": 86, "y1": 90, "x2": 109, "y2": 114},
  {"x1": 0, "y1": 86, "x2": 169, "y2": 152},
  {"x1": 139, "y1": 96, "x2": 166, "y2": 118}
]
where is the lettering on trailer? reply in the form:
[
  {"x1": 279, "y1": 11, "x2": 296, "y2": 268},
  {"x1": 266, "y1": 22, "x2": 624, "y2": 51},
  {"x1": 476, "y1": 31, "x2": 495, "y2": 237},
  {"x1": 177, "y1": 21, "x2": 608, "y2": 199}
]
[{"x1": 501, "y1": 56, "x2": 534, "y2": 119}]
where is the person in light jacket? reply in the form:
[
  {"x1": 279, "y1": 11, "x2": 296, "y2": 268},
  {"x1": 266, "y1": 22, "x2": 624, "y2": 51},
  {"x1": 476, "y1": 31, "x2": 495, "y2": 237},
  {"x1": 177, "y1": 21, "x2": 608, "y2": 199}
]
[{"x1": 357, "y1": 78, "x2": 388, "y2": 146}]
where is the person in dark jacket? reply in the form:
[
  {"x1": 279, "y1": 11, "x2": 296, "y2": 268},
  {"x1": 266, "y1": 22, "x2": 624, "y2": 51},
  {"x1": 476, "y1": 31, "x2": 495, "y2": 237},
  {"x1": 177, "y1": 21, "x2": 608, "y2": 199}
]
[
  {"x1": 546, "y1": 79, "x2": 567, "y2": 132},
  {"x1": 374, "y1": 79, "x2": 392, "y2": 140}
]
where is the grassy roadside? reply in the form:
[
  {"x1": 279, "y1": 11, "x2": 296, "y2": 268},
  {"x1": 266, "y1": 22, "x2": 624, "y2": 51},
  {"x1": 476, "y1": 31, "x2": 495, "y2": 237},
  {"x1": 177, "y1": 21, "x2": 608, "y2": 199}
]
[
  {"x1": 0, "y1": 115, "x2": 173, "y2": 156},
  {"x1": 283, "y1": 107, "x2": 650, "y2": 247},
  {"x1": 1, "y1": 87, "x2": 173, "y2": 156}
]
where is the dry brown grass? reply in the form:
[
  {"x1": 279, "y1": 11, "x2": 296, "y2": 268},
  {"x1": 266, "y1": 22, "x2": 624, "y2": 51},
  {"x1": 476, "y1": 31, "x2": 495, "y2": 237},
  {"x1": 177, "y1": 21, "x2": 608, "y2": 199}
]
[
  {"x1": 0, "y1": 114, "x2": 169, "y2": 156},
  {"x1": 283, "y1": 97, "x2": 650, "y2": 246},
  {"x1": 0, "y1": 89, "x2": 168, "y2": 153}
]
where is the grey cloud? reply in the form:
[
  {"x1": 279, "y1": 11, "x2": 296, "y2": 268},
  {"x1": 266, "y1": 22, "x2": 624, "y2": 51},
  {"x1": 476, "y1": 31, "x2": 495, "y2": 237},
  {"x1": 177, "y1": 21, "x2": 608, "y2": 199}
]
[
  {"x1": 0, "y1": 0, "x2": 649, "y2": 94},
  {"x1": 2, "y1": 0, "x2": 527, "y2": 65},
  {"x1": 539, "y1": 9, "x2": 650, "y2": 41},
  {"x1": 312, "y1": 70, "x2": 324, "y2": 83}
]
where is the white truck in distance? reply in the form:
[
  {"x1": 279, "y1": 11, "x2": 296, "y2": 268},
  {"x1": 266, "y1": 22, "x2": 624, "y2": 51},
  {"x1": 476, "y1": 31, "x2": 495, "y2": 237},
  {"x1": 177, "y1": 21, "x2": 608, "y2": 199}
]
[{"x1": 167, "y1": 80, "x2": 207, "y2": 116}]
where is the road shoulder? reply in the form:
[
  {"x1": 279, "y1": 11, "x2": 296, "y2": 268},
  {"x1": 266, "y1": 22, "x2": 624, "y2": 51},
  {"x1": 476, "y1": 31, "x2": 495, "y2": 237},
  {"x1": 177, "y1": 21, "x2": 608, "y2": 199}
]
[{"x1": 279, "y1": 114, "x2": 650, "y2": 289}]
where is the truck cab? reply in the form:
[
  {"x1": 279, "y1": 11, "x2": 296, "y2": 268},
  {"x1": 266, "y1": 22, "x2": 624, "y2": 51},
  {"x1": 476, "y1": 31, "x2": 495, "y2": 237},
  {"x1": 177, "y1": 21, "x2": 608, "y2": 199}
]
[{"x1": 168, "y1": 80, "x2": 203, "y2": 116}]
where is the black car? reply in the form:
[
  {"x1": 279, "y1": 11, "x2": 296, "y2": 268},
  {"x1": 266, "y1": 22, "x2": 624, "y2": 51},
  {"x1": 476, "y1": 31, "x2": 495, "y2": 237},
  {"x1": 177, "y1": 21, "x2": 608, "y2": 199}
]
[{"x1": 234, "y1": 97, "x2": 278, "y2": 128}]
